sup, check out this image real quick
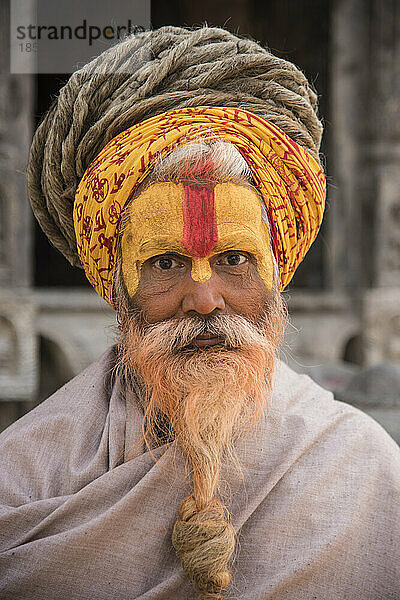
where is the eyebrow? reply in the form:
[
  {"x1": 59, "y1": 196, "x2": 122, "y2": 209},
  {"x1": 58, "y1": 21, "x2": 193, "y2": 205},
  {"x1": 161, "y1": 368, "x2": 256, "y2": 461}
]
[{"x1": 212, "y1": 232, "x2": 259, "y2": 253}]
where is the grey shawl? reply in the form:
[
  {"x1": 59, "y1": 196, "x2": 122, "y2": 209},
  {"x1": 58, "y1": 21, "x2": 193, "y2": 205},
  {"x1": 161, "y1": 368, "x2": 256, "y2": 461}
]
[{"x1": 0, "y1": 346, "x2": 399, "y2": 599}]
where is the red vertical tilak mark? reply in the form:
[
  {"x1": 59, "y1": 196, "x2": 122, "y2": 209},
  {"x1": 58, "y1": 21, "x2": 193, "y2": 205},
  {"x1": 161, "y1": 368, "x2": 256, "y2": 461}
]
[{"x1": 182, "y1": 183, "x2": 218, "y2": 257}]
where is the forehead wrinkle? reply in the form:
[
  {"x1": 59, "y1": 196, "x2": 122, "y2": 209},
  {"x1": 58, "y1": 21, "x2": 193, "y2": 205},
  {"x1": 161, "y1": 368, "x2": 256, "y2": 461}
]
[
  {"x1": 215, "y1": 221, "x2": 261, "y2": 234},
  {"x1": 138, "y1": 229, "x2": 266, "y2": 259},
  {"x1": 139, "y1": 239, "x2": 184, "y2": 255},
  {"x1": 212, "y1": 224, "x2": 267, "y2": 248}
]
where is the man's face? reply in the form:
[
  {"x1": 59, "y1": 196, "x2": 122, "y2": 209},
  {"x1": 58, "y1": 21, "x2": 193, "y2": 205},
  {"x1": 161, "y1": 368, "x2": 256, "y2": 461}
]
[
  {"x1": 117, "y1": 178, "x2": 285, "y2": 520},
  {"x1": 121, "y1": 181, "x2": 275, "y2": 332}
]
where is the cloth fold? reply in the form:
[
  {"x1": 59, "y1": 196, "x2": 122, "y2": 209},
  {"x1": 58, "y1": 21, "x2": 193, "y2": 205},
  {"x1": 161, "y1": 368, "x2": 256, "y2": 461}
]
[{"x1": 0, "y1": 347, "x2": 399, "y2": 599}]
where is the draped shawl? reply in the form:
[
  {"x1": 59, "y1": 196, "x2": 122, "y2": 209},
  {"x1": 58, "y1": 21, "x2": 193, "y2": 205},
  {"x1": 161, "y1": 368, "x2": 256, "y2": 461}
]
[{"x1": 0, "y1": 348, "x2": 399, "y2": 599}]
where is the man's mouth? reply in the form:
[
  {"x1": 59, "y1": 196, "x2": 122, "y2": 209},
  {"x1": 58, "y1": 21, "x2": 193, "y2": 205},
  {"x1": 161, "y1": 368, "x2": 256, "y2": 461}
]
[{"x1": 191, "y1": 333, "x2": 224, "y2": 347}]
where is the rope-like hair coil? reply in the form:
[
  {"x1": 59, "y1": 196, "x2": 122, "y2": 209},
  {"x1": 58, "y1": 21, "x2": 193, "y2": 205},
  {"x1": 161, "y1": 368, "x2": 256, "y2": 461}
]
[{"x1": 27, "y1": 25, "x2": 323, "y2": 268}]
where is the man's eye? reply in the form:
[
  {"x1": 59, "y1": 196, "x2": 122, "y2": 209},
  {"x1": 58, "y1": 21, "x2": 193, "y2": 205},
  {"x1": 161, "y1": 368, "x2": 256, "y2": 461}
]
[
  {"x1": 219, "y1": 253, "x2": 248, "y2": 266},
  {"x1": 153, "y1": 256, "x2": 180, "y2": 270}
]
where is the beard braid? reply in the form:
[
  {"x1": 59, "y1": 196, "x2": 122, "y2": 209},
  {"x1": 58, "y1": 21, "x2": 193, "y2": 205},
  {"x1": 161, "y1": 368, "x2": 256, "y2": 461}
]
[{"x1": 116, "y1": 292, "x2": 286, "y2": 600}]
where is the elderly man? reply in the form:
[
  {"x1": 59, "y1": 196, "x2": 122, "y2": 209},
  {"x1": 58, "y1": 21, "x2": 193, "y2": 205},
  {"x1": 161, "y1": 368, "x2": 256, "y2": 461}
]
[{"x1": 0, "y1": 26, "x2": 399, "y2": 600}]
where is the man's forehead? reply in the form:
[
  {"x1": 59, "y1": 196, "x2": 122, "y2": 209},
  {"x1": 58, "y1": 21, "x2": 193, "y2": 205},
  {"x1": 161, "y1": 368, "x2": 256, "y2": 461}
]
[
  {"x1": 125, "y1": 180, "x2": 266, "y2": 253},
  {"x1": 121, "y1": 179, "x2": 274, "y2": 293}
]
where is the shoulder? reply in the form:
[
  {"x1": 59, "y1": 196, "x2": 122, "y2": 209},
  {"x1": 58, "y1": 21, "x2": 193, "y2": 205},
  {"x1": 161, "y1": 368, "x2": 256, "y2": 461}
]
[
  {"x1": 0, "y1": 345, "x2": 120, "y2": 504},
  {"x1": 1, "y1": 344, "x2": 118, "y2": 439},
  {"x1": 236, "y1": 361, "x2": 400, "y2": 596},
  {"x1": 266, "y1": 359, "x2": 400, "y2": 481}
]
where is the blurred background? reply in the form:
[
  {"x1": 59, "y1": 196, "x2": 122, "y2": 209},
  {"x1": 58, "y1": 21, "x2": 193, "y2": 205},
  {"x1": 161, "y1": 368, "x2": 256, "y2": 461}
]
[{"x1": 1, "y1": 0, "x2": 400, "y2": 442}]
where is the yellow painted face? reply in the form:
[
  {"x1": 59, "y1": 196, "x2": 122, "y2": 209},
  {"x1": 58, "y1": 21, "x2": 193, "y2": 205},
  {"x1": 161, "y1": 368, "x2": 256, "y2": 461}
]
[{"x1": 121, "y1": 181, "x2": 274, "y2": 296}]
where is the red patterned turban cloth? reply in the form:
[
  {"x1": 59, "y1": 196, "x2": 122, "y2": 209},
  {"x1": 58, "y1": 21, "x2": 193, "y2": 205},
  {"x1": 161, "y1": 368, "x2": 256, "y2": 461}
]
[{"x1": 27, "y1": 26, "x2": 325, "y2": 307}]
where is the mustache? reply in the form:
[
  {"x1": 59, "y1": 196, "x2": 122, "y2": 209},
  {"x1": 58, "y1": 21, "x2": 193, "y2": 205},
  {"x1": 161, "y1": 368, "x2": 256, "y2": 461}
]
[{"x1": 132, "y1": 311, "x2": 275, "y2": 352}]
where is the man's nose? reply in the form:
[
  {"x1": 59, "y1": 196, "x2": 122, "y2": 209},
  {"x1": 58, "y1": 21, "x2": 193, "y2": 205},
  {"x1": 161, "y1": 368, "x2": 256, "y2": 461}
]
[{"x1": 181, "y1": 276, "x2": 226, "y2": 314}]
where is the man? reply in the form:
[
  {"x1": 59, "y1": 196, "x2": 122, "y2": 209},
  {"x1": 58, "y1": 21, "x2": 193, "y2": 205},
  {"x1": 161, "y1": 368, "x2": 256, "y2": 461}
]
[{"x1": 0, "y1": 26, "x2": 399, "y2": 600}]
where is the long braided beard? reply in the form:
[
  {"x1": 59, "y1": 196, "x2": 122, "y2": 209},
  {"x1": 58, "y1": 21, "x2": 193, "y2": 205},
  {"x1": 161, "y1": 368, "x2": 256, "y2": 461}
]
[{"x1": 117, "y1": 293, "x2": 286, "y2": 599}]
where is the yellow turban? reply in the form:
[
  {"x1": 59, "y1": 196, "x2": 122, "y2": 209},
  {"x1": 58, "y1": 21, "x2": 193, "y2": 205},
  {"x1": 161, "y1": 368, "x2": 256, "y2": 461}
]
[{"x1": 73, "y1": 106, "x2": 326, "y2": 307}]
